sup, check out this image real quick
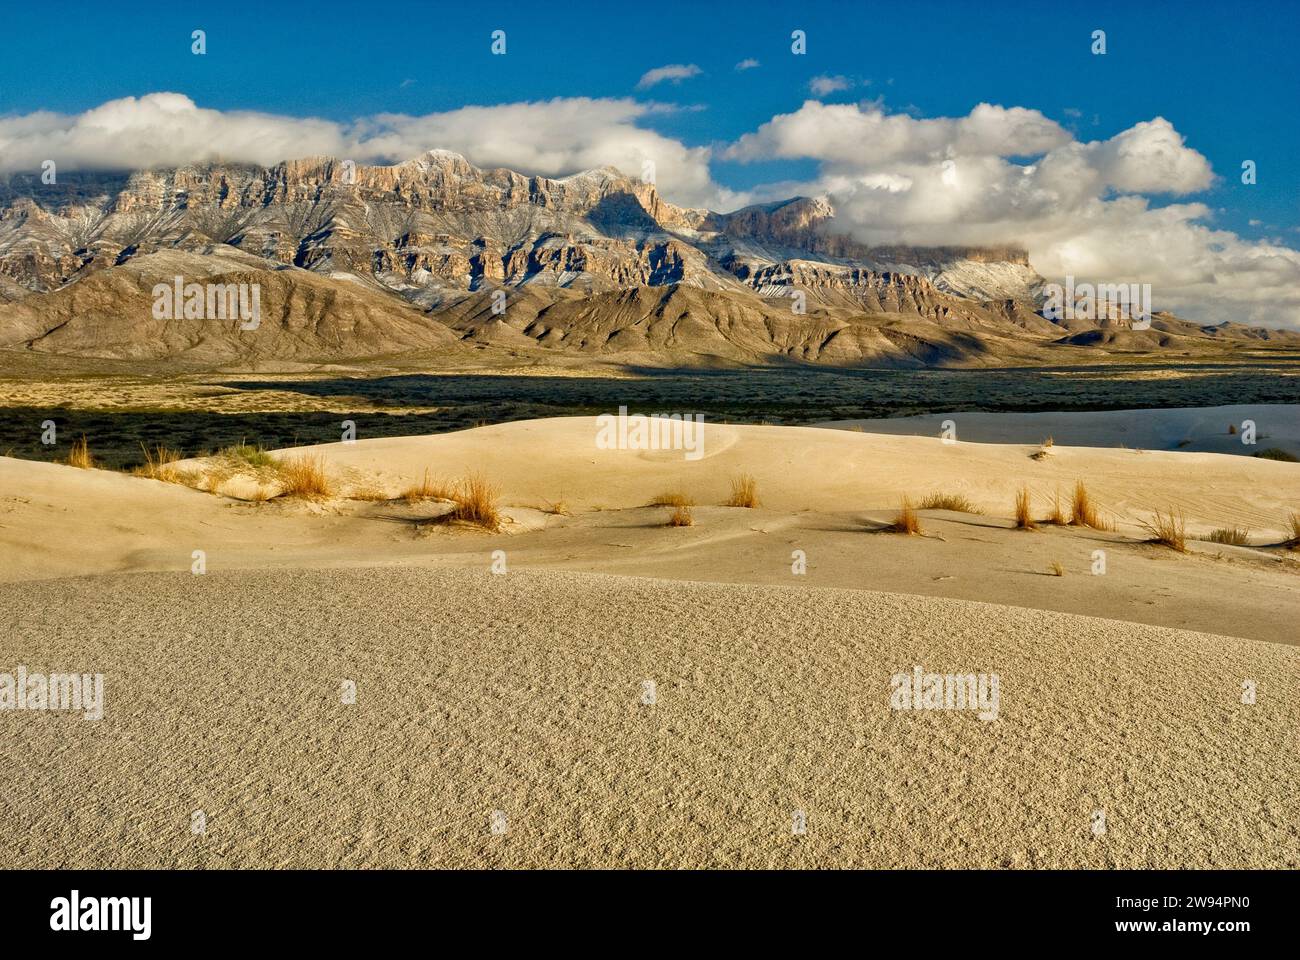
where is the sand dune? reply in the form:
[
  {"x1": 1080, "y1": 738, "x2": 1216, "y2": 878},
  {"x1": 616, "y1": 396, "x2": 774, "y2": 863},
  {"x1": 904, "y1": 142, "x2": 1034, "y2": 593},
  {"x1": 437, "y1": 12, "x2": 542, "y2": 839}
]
[
  {"x1": 0, "y1": 567, "x2": 1295, "y2": 869},
  {"x1": 2, "y1": 414, "x2": 1297, "y2": 644},
  {"x1": 2, "y1": 413, "x2": 1296, "y2": 868}
]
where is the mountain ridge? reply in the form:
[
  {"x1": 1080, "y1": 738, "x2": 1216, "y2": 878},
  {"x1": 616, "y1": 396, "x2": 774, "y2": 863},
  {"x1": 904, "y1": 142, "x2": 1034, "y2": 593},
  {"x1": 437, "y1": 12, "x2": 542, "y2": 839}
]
[{"x1": 1, "y1": 151, "x2": 1295, "y2": 367}]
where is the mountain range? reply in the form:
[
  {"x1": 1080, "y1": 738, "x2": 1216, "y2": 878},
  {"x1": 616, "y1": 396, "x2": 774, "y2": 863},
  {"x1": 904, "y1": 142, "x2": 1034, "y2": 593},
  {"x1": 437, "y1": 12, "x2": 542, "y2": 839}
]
[{"x1": 1, "y1": 150, "x2": 1295, "y2": 367}]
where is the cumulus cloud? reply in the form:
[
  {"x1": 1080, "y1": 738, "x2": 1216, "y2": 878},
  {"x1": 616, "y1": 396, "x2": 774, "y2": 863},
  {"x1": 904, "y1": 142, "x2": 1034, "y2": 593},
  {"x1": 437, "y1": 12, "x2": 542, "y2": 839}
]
[
  {"x1": 808, "y1": 75, "x2": 853, "y2": 96},
  {"x1": 0, "y1": 92, "x2": 737, "y2": 210},
  {"x1": 636, "y1": 64, "x2": 702, "y2": 89},
  {"x1": 734, "y1": 58, "x2": 760, "y2": 71},
  {"x1": 723, "y1": 99, "x2": 1296, "y2": 326}
]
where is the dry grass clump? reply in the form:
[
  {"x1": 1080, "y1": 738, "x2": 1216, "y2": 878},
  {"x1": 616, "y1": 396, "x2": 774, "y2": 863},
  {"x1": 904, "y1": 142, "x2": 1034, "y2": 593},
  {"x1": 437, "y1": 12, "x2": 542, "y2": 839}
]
[
  {"x1": 348, "y1": 485, "x2": 391, "y2": 502},
  {"x1": 1030, "y1": 436, "x2": 1055, "y2": 461},
  {"x1": 1049, "y1": 560, "x2": 1065, "y2": 577},
  {"x1": 133, "y1": 443, "x2": 184, "y2": 482},
  {"x1": 667, "y1": 504, "x2": 694, "y2": 527},
  {"x1": 917, "y1": 492, "x2": 980, "y2": 513},
  {"x1": 1206, "y1": 527, "x2": 1250, "y2": 546},
  {"x1": 1140, "y1": 508, "x2": 1187, "y2": 552},
  {"x1": 275, "y1": 454, "x2": 332, "y2": 499},
  {"x1": 649, "y1": 491, "x2": 693, "y2": 508},
  {"x1": 400, "y1": 468, "x2": 453, "y2": 503},
  {"x1": 543, "y1": 498, "x2": 571, "y2": 516},
  {"x1": 247, "y1": 485, "x2": 273, "y2": 503},
  {"x1": 1014, "y1": 486, "x2": 1038, "y2": 530},
  {"x1": 67, "y1": 435, "x2": 94, "y2": 469},
  {"x1": 447, "y1": 474, "x2": 500, "y2": 529},
  {"x1": 1069, "y1": 480, "x2": 1107, "y2": 529},
  {"x1": 1287, "y1": 512, "x2": 1300, "y2": 548},
  {"x1": 886, "y1": 496, "x2": 922, "y2": 535},
  {"x1": 220, "y1": 442, "x2": 276, "y2": 469},
  {"x1": 1044, "y1": 489, "x2": 1069, "y2": 526},
  {"x1": 725, "y1": 473, "x2": 760, "y2": 509}
]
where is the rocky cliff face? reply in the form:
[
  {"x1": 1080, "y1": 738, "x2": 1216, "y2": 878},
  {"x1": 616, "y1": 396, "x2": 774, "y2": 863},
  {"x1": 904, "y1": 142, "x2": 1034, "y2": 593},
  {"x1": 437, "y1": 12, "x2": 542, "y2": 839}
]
[{"x1": 0, "y1": 151, "x2": 1035, "y2": 305}]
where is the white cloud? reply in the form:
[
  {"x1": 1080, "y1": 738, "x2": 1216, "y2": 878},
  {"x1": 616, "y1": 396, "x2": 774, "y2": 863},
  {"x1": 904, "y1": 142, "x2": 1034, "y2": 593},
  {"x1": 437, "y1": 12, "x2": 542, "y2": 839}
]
[
  {"x1": 734, "y1": 58, "x2": 760, "y2": 71},
  {"x1": 0, "y1": 92, "x2": 737, "y2": 210},
  {"x1": 809, "y1": 75, "x2": 853, "y2": 96},
  {"x1": 724, "y1": 99, "x2": 1298, "y2": 326},
  {"x1": 636, "y1": 64, "x2": 702, "y2": 89}
]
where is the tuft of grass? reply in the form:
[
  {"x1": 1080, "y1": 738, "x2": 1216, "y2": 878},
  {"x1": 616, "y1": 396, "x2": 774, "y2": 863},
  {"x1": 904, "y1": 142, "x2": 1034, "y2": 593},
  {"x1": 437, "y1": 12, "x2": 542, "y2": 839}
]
[
  {"x1": 400, "y1": 468, "x2": 453, "y2": 503},
  {"x1": 667, "y1": 504, "x2": 694, "y2": 527},
  {"x1": 918, "y1": 492, "x2": 980, "y2": 513},
  {"x1": 1030, "y1": 436, "x2": 1055, "y2": 461},
  {"x1": 348, "y1": 485, "x2": 391, "y2": 502},
  {"x1": 448, "y1": 474, "x2": 500, "y2": 529},
  {"x1": 1044, "y1": 489, "x2": 1069, "y2": 525},
  {"x1": 67, "y1": 435, "x2": 94, "y2": 469},
  {"x1": 543, "y1": 498, "x2": 571, "y2": 516},
  {"x1": 133, "y1": 442, "x2": 183, "y2": 482},
  {"x1": 1014, "y1": 486, "x2": 1038, "y2": 530},
  {"x1": 886, "y1": 496, "x2": 922, "y2": 535},
  {"x1": 1254, "y1": 447, "x2": 1299, "y2": 462},
  {"x1": 221, "y1": 442, "x2": 276, "y2": 469},
  {"x1": 275, "y1": 454, "x2": 332, "y2": 499},
  {"x1": 1140, "y1": 507, "x2": 1187, "y2": 552},
  {"x1": 725, "y1": 473, "x2": 760, "y2": 508},
  {"x1": 1069, "y1": 480, "x2": 1105, "y2": 529},
  {"x1": 1206, "y1": 527, "x2": 1250, "y2": 546},
  {"x1": 649, "y1": 491, "x2": 692, "y2": 508},
  {"x1": 1287, "y1": 512, "x2": 1300, "y2": 548},
  {"x1": 247, "y1": 485, "x2": 273, "y2": 503},
  {"x1": 1049, "y1": 559, "x2": 1065, "y2": 577}
]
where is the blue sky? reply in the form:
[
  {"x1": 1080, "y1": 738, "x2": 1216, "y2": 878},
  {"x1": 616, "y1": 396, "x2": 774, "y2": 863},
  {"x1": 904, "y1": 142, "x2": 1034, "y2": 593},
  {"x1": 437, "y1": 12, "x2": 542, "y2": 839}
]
[
  {"x1": 1, "y1": 0, "x2": 1297, "y2": 324},
  {"x1": 1, "y1": 0, "x2": 1294, "y2": 237}
]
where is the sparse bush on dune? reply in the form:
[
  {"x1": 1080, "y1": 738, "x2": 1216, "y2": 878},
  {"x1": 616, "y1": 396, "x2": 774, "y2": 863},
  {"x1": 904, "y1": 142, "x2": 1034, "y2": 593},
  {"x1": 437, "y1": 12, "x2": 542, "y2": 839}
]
[
  {"x1": 221, "y1": 442, "x2": 276, "y2": 469},
  {"x1": 348, "y1": 485, "x2": 391, "y2": 502},
  {"x1": 1141, "y1": 508, "x2": 1187, "y2": 552},
  {"x1": 918, "y1": 492, "x2": 980, "y2": 513},
  {"x1": 132, "y1": 443, "x2": 183, "y2": 482},
  {"x1": 1031, "y1": 436, "x2": 1054, "y2": 461},
  {"x1": 649, "y1": 491, "x2": 692, "y2": 508},
  {"x1": 275, "y1": 454, "x2": 332, "y2": 499},
  {"x1": 1207, "y1": 527, "x2": 1250, "y2": 546},
  {"x1": 448, "y1": 474, "x2": 501, "y2": 530},
  {"x1": 725, "y1": 474, "x2": 760, "y2": 509},
  {"x1": 1288, "y1": 513, "x2": 1300, "y2": 548},
  {"x1": 400, "y1": 468, "x2": 453, "y2": 503},
  {"x1": 1014, "y1": 486, "x2": 1037, "y2": 530},
  {"x1": 1069, "y1": 480, "x2": 1107, "y2": 529},
  {"x1": 1049, "y1": 560, "x2": 1065, "y2": 577},
  {"x1": 886, "y1": 496, "x2": 922, "y2": 535},
  {"x1": 67, "y1": 435, "x2": 94, "y2": 469},
  {"x1": 1045, "y1": 489, "x2": 1068, "y2": 526},
  {"x1": 667, "y1": 504, "x2": 694, "y2": 527}
]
